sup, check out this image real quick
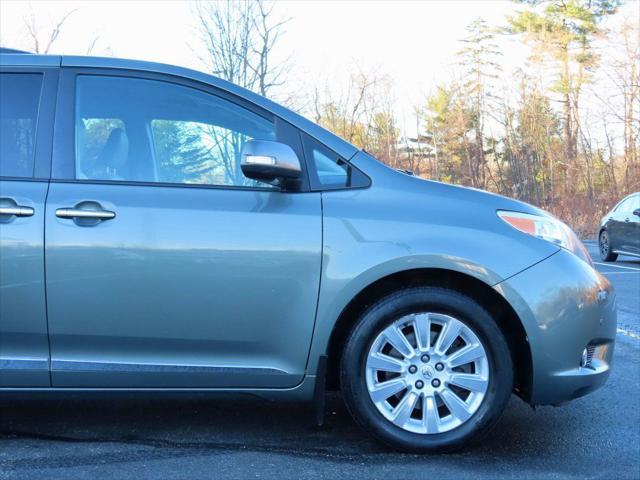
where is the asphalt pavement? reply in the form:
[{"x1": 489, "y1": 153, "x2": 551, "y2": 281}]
[{"x1": 1, "y1": 242, "x2": 638, "y2": 480}]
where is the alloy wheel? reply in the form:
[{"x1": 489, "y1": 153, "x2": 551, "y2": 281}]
[{"x1": 365, "y1": 312, "x2": 489, "y2": 434}]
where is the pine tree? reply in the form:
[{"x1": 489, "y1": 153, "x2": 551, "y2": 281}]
[
  {"x1": 457, "y1": 18, "x2": 503, "y2": 189},
  {"x1": 507, "y1": 0, "x2": 620, "y2": 194}
]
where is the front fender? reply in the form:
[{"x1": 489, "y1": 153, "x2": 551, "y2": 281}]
[{"x1": 305, "y1": 182, "x2": 558, "y2": 373}]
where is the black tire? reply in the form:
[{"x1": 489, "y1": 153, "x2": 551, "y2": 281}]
[
  {"x1": 599, "y1": 230, "x2": 618, "y2": 262},
  {"x1": 340, "y1": 287, "x2": 513, "y2": 453}
]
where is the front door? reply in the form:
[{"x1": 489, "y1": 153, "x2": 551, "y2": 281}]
[
  {"x1": 620, "y1": 195, "x2": 640, "y2": 255},
  {"x1": 613, "y1": 195, "x2": 640, "y2": 255},
  {"x1": 45, "y1": 71, "x2": 321, "y2": 388}
]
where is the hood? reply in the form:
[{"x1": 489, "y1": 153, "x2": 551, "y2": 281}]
[{"x1": 350, "y1": 151, "x2": 550, "y2": 218}]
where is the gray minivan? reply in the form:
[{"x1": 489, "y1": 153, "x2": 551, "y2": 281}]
[{"x1": 0, "y1": 50, "x2": 616, "y2": 452}]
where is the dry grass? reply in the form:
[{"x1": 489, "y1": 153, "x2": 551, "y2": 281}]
[{"x1": 539, "y1": 193, "x2": 622, "y2": 240}]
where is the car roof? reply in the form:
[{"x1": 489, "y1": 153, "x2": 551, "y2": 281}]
[
  {"x1": 621, "y1": 192, "x2": 640, "y2": 201},
  {"x1": 0, "y1": 52, "x2": 358, "y2": 160},
  {"x1": 611, "y1": 192, "x2": 640, "y2": 212}
]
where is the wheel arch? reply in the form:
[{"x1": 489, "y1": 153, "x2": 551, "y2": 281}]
[{"x1": 325, "y1": 268, "x2": 533, "y2": 401}]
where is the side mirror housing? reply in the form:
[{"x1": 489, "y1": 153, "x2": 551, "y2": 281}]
[
  {"x1": 633, "y1": 208, "x2": 640, "y2": 218},
  {"x1": 240, "y1": 140, "x2": 301, "y2": 187}
]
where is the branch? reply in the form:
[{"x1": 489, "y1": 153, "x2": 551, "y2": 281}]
[{"x1": 43, "y1": 9, "x2": 77, "y2": 54}]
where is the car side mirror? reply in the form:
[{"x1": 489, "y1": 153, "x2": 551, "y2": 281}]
[
  {"x1": 240, "y1": 140, "x2": 301, "y2": 187},
  {"x1": 633, "y1": 208, "x2": 640, "y2": 218}
]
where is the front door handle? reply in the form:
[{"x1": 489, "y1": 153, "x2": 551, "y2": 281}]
[
  {"x1": 56, "y1": 208, "x2": 115, "y2": 220},
  {"x1": 0, "y1": 205, "x2": 35, "y2": 217},
  {"x1": 55, "y1": 201, "x2": 116, "y2": 226}
]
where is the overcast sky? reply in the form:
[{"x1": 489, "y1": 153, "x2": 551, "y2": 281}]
[{"x1": 0, "y1": 1, "x2": 635, "y2": 136}]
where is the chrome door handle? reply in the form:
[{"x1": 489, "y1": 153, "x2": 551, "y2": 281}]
[
  {"x1": 0, "y1": 206, "x2": 35, "y2": 217},
  {"x1": 56, "y1": 208, "x2": 115, "y2": 220}
]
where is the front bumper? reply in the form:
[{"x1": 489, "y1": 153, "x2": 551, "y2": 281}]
[{"x1": 495, "y1": 249, "x2": 616, "y2": 406}]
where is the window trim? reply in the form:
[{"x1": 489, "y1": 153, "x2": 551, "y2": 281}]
[
  {"x1": 615, "y1": 195, "x2": 639, "y2": 213},
  {"x1": 48, "y1": 177, "x2": 280, "y2": 192},
  {"x1": 0, "y1": 67, "x2": 59, "y2": 180},
  {"x1": 302, "y1": 133, "x2": 371, "y2": 192},
  {"x1": 52, "y1": 67, "x2": 310, "y2": 192}
]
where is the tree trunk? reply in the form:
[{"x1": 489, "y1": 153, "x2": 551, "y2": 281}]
[{"x1": 561, "y1": 46, "x2": 573, "y2": 196}]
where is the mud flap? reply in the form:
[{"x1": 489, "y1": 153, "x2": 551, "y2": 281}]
[{"x1": 312, "y1": 355, "x2": 327, "y2": 427}]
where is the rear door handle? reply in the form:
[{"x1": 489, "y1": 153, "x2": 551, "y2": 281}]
[
  {"x1": 0, "y1": 205, "x2": 34, "y2": 217},
  {"x1": 56, "y1": 208, "x2": 115, "y2": 220}
]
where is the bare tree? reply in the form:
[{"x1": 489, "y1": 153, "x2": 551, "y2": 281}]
[
  {"x1": 23, "y1": 7, "x2": 77, "y2": 54},
  {"x1": 191, "y1": 1, "x2": 291, "y2": 185},
  {"x1": 193, "y1": 0, "x2": 290, "y2": 97},
  {"x1": 311, "y1": 69, "x2": 399, "y2": 165},
  {"x1": 602, "y1": 17, "x2": 640, "y2": 192},
  {"x1": 2, "y1": 5, "x2": 110, "y2": 56}
]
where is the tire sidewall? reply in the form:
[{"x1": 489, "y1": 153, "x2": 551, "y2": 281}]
[
  {"x1": 599, "y1": 230, "x2": 614, "y2": 261},
  {"x1": 340, "y1": 287, "x2": 513, "y2": 453}
]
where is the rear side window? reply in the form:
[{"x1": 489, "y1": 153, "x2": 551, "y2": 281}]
[
  {"x1": 616, "y1": 196, "x2": 638, "y2": 213},
  {"x1": 74, "y1": 75, "x2": 277, "y2": 188},
  {"x1": 0, "y1": 73, "x2": 43, "y2": 178}
]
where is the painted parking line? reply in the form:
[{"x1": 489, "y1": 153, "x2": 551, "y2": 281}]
[
  {"x1": 617, "y1": 327, "x2": 640, "y2": 340},
  {"x1": 593, "y1": 262, "x2": 640, "y2": 272}
]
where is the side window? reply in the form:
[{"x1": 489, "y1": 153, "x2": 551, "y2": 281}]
[
  {"x1": 75, "y1": 75, "x2": 277, "y2": 187},
  {"x1": 0, "y1": 73, "x2": 43, "y2": 178},
  {"x1": 303, "y1": 135, "x2": 370, "y2": 190},
  {"x1": 616, "y1": 197, "x2": 636, "y2": 213},
  {"x1": 76, "y1": 118, "x2": 125, "y2": 179}
]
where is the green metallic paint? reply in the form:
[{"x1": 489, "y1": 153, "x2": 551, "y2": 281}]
[
  {"x1": 0, "y1": 180, "x2": 50, "y2": 386},
  {"x1": 495, "y1": 248, "x2": 616, "y2": 405},
  {"x1": 0, "y1": 53, "x2": 617, "y2": 407},
  {"x1": 44, "y1": 182, "x2": 322, "y2": 388}
]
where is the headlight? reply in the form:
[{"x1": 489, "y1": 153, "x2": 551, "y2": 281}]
[{"x1": 497, "y1": 210, "x2": 592, "y2": 265}]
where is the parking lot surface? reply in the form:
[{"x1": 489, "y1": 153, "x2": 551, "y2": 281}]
[{"x1": 1, "y1": 242, "x2": 638, "y2": 479}]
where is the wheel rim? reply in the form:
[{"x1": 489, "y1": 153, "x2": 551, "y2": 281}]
[
  {"x1": 365, "y1": 312, "x2": 489, "y2": 434},
  {"x1": 600, "y1": 232, "x2": 609, "y2": 256}
]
